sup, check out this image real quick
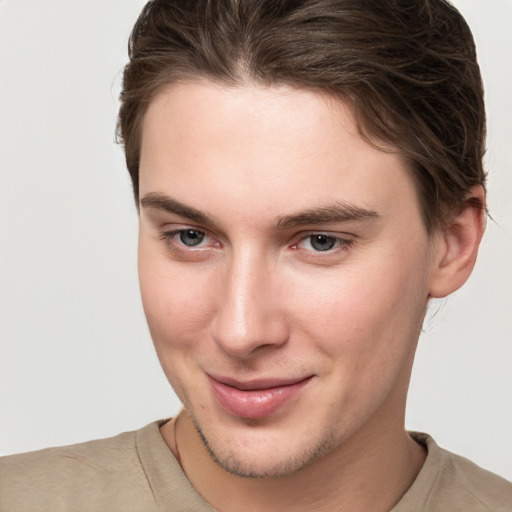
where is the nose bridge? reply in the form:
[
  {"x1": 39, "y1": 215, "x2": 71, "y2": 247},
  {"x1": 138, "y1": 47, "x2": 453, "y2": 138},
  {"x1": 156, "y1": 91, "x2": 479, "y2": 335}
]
[{"x1": 212, "y1": 246, "x2": 287, "y2": 358}]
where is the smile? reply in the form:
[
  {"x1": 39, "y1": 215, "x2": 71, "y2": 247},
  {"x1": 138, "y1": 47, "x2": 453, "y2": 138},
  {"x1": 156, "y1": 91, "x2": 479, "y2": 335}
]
[{"x1": 207, "y1": 374, "x2": 314, "y2": 419}]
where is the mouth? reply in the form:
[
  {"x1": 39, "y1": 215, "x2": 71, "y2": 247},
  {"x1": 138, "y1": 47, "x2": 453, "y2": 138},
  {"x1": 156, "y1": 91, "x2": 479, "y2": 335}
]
[{"x1": 207, "y1": 374, "x2": 314, "y2": 419}]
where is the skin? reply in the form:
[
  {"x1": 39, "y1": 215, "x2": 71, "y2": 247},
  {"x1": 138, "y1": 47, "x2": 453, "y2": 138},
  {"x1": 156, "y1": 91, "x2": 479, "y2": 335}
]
[{"x1": 137, "y1": 81, "x2": 484, "y2": 512}]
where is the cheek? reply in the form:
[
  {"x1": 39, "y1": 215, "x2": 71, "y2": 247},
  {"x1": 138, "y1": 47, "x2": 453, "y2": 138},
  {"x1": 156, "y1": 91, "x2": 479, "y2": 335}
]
[
  {"x1": 138, "y1": 251, "x2": 217, "y2": 404},
  {"x1": 292, "y1": 261, "x2": 428, "y2": 425},
  {"x1": 138, "y1": 243, "x2": 215, "y2": 352},
  {"x1": 293, "y1": 250, "x2": 430, "y2": 370}
]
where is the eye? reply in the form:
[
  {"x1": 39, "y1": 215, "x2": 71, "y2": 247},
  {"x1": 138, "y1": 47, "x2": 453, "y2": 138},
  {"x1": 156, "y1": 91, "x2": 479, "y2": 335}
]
[
  {"x1": 159, "y1": 228, "x2": 212, "y2": 250},
  {"x1": 294, "y1": 233, "x2": 352, "y2": 253},
  {"x1": 307, "y1": 234, "x2": 338, "y2": 251},
  {"x1": 178, "y1": 229, "x2": 206, "y2": 247}
]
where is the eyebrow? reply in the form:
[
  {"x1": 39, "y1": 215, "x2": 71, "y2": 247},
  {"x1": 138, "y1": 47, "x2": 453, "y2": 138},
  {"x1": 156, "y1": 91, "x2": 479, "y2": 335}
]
[
  {"x1": 140, "y1": 192, "x2": 379, "y2": 230},
  {"x1": 275, "y1": 203, "x2": 379, "y2": 230},
  {"x1": 140, "y1": 193, "x2": 217, "y2": 227}
]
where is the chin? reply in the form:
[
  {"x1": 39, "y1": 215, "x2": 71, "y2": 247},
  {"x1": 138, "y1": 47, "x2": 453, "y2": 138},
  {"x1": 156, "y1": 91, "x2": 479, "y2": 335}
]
[{"x1": 189, "y1": 410, "x2": 337, "y2": 479}]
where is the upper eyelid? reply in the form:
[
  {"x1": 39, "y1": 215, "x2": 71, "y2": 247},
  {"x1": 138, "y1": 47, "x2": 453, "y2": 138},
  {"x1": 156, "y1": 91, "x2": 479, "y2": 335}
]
[
  {"x1": 155, "y1": 216, "x2": 355, "y2": 236},
  {"x1": 296, "y1": 233, "x2": 352, "y2": 245},
  {"x1": 295, "y1": 231, "x2": 355, "y2": 242},
  {"x1": 164, "y1": 227, "x2": 209, "y2": 238},
  {"x1": 159, "y1": 220, "x2": 208, "y2": 231},
  {"x1": 161, "y1": 225, "x2": 211, "y2": 239}
]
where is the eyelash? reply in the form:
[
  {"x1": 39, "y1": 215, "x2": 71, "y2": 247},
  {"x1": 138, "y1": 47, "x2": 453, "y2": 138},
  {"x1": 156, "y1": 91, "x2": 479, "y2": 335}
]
[
  {"x1": 158, "y1": 228, "x2": 353, "y2": 255},
  {"x1": 292, "y1": 234, "x2": 353, "y2": 254},
  {"x1": 158, "y1": 229, "x2": 215, "y2": 250}
]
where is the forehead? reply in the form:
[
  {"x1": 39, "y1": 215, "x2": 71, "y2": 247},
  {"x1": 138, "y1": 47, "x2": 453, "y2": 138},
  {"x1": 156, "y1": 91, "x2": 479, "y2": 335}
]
[{"x1": 139, "y1": 81, "x2": 421, "y2": 229}]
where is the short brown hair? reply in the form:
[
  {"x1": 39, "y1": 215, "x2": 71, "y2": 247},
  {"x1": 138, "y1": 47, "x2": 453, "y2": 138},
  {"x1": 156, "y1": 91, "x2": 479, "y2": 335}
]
[{"x1": 117, "y1": 0, "x2": 486, "y2": 232}]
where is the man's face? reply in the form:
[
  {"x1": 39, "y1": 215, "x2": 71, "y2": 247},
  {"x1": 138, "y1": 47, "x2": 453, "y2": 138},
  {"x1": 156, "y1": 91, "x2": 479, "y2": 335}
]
[{"x1": 138, "y1": 82, "x2": 438, "y2": 477}]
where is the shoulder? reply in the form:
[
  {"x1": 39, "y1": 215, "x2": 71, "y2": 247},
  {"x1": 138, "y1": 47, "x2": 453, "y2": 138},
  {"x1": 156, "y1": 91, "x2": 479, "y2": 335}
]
[
  {"x1": 0, "y1": 423, "x2": 160, "y2": 512},
  {"x1": 395, "y1": 432, "x2": 512, "y2": 512},
  {"x1": 1, "y1": 426, "x2": 140, "y2": 470},
  {"x1": 441, "y1": 444, "x2": 512, "y2": 511}
]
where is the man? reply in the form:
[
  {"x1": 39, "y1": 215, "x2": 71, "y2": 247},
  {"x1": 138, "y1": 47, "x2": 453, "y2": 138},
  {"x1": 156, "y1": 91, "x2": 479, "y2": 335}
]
[{"x1": 1, "y1": 1, "x2": 511, "y2": 511}]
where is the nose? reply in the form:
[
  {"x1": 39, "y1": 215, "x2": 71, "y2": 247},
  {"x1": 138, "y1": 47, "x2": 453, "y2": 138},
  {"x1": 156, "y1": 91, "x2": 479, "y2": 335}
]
[{"x1": 211, "y1": 251, "x2": 289, "y2": 359}]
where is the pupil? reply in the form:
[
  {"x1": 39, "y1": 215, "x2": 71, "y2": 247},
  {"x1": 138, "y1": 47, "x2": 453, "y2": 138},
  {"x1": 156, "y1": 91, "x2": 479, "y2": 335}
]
[
  {"x1": 311, "y1": 234, "x2": 336, "y2": 251},
  {"x1": 180, "y1": 229, "x2": 205, "y2": 246}
]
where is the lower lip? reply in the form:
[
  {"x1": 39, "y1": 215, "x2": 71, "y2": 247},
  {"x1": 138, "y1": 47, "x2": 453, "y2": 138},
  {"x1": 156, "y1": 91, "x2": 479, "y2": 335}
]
[{"x1": 208, "y1": 376, "x2": 312, "y2": 419}]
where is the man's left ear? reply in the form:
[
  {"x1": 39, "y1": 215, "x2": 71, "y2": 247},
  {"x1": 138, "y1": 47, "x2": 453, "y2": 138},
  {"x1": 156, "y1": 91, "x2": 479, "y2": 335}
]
[{"x1": 428, "y1": 185, "x2": 486, "y2": 298}]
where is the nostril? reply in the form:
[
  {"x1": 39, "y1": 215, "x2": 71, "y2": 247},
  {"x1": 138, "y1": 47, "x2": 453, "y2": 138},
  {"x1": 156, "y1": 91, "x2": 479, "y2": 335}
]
[{"x1": 211, "y1": 313, "x2": 289, "y2": 359}]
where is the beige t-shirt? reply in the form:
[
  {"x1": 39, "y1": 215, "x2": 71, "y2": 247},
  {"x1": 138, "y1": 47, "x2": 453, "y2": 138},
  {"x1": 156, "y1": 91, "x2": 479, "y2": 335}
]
[{"x1": 1, "y1": 421, "x2": 511, "y2": 511}]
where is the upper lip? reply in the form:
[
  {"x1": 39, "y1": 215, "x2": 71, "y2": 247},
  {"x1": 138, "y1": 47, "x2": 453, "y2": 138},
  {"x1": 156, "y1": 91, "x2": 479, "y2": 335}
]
[{"x1": 207, "y1": 374, "x2": 313, "y2": 391}]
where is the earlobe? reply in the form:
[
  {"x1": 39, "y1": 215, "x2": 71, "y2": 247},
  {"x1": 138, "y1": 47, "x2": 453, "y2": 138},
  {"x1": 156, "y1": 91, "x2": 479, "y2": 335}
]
[{"x1": 428, "y1": 186, "x2": 486, "y2": 298}]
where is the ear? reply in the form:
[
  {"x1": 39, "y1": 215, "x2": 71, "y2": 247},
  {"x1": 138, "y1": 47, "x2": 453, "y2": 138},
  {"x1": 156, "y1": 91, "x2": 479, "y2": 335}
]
[{"x1": 428, "y1": 185, "x2": 486, "y2": 298}]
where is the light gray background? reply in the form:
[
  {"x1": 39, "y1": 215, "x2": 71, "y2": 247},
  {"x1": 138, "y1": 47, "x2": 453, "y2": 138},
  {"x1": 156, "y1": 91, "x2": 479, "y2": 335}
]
[{"x1": 1, "y1": 0, "x2": 511, "y2": 480}]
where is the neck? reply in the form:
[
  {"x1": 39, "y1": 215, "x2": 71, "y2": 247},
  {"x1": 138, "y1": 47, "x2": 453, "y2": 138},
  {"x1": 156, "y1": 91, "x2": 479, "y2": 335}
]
[{"x1": 162, "y1": 409, "x2": 426, "y2": 512}]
